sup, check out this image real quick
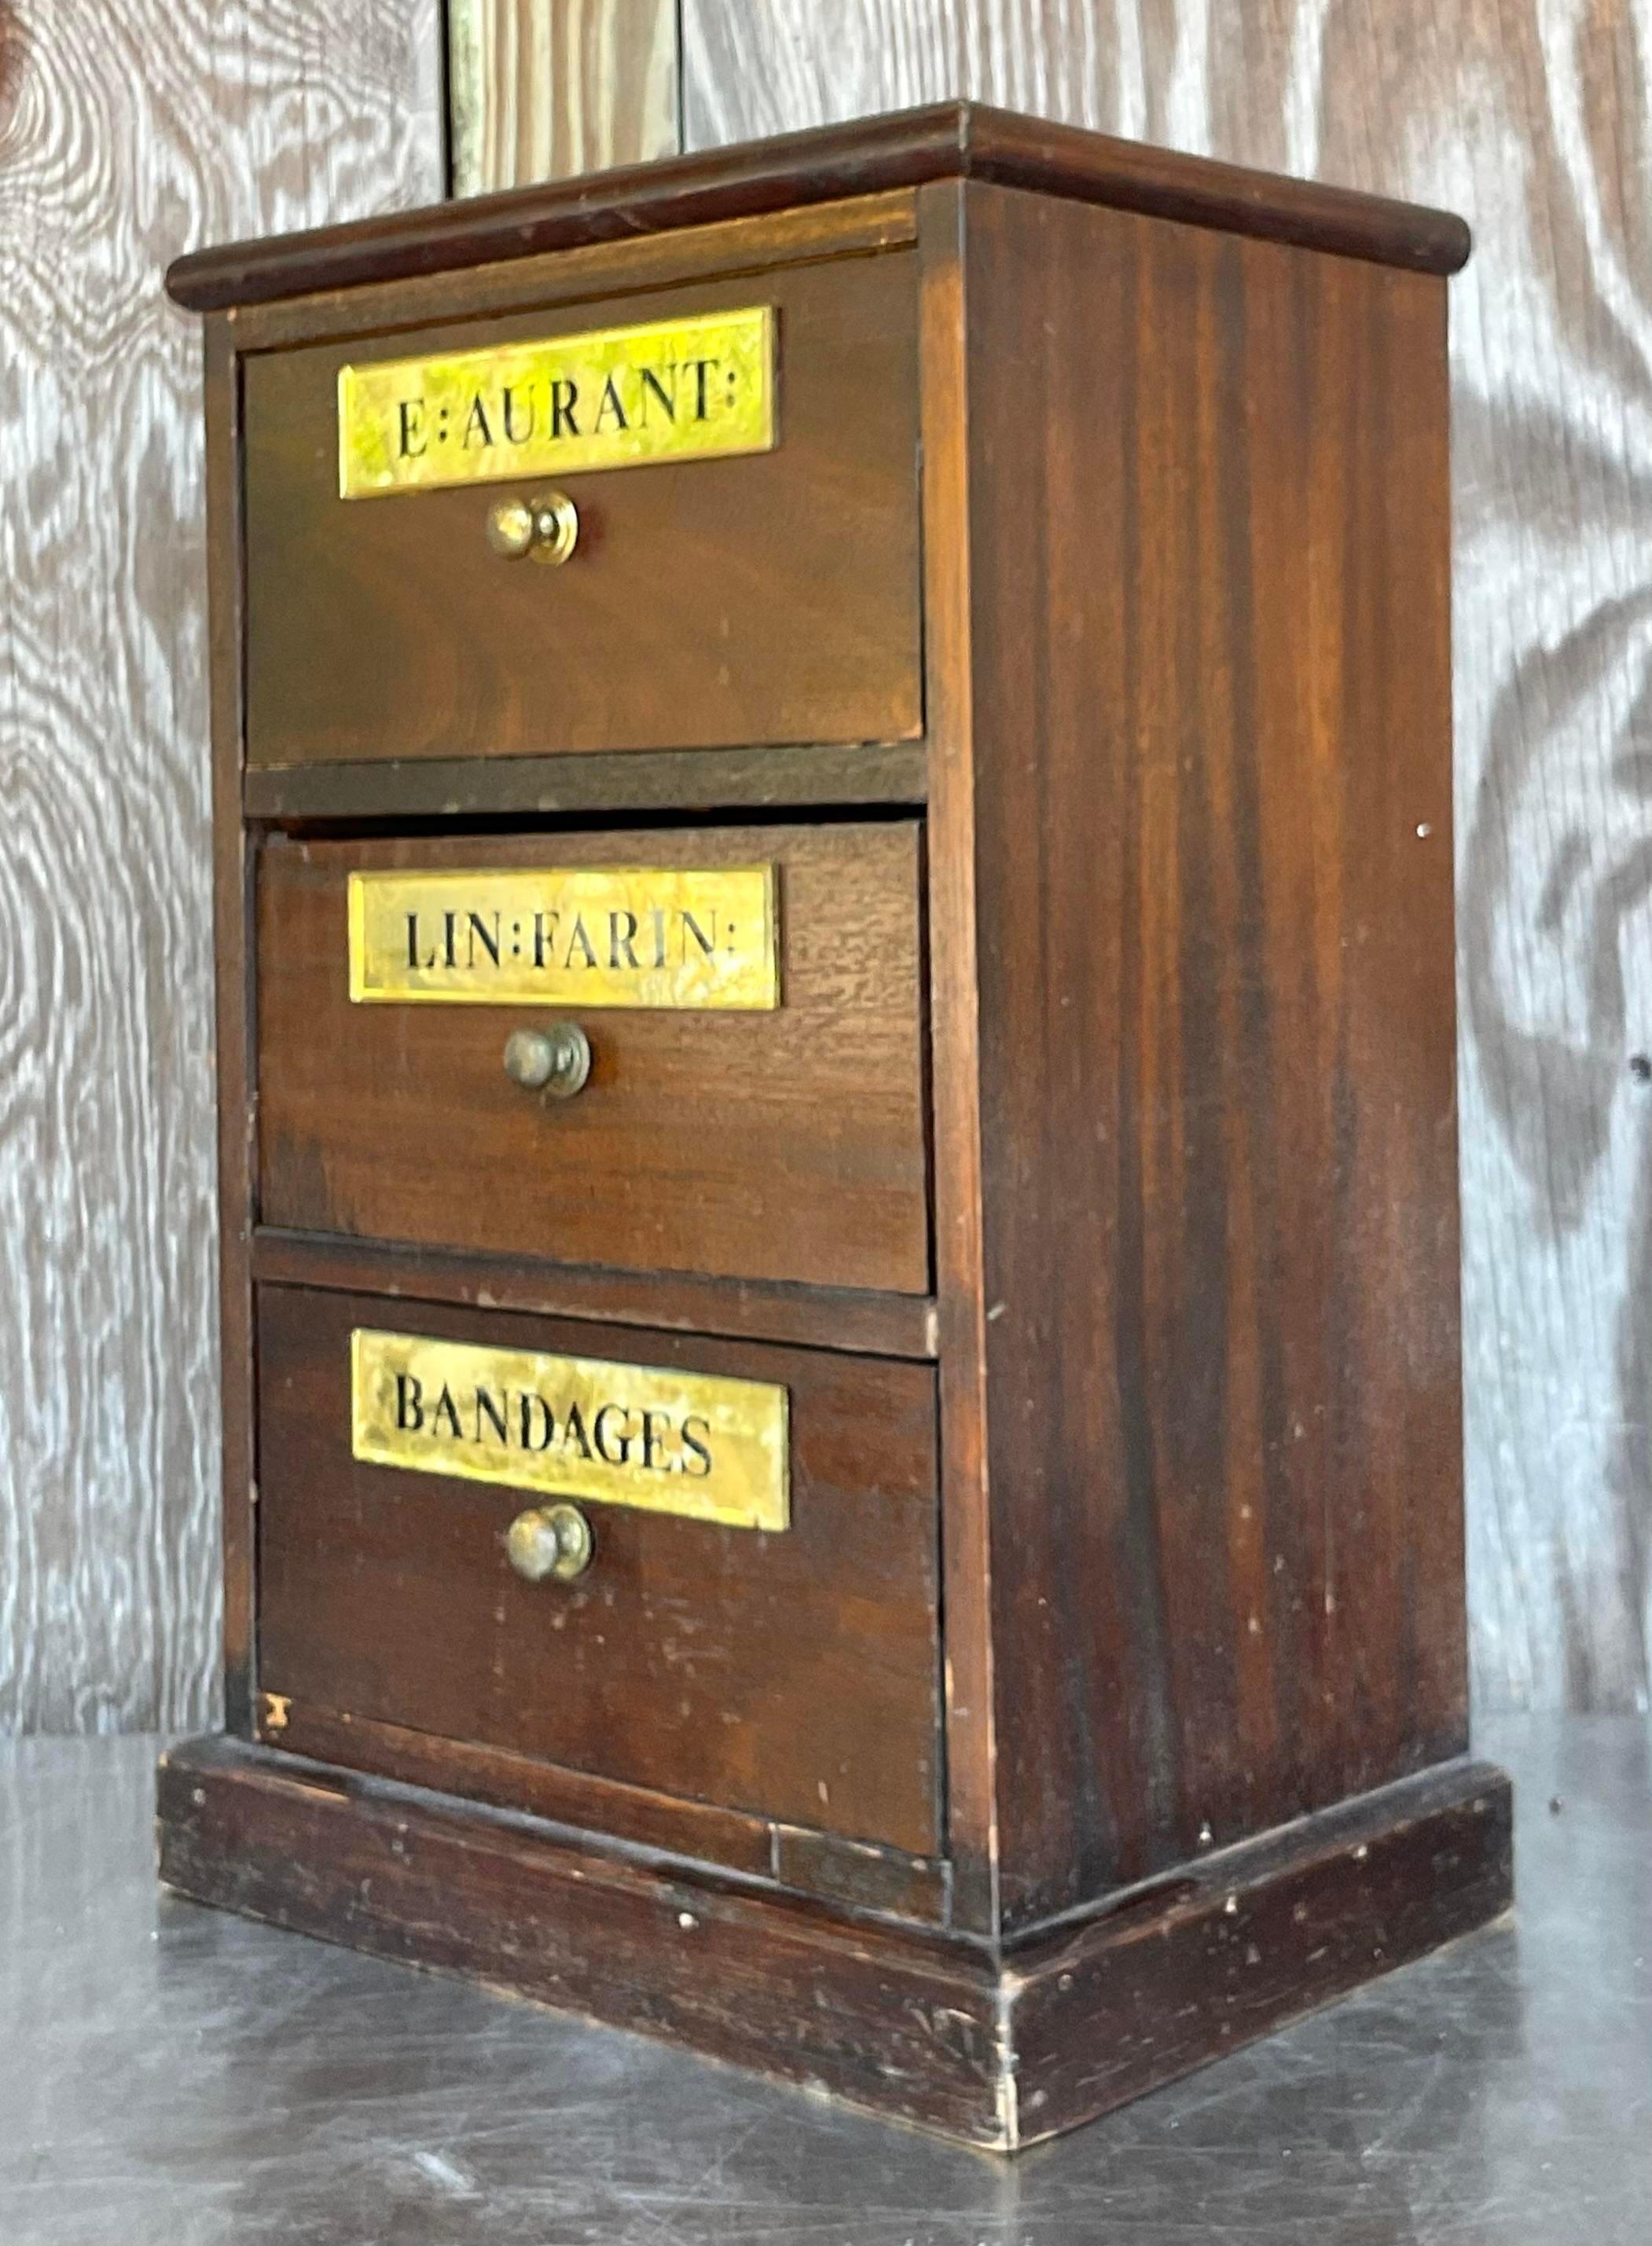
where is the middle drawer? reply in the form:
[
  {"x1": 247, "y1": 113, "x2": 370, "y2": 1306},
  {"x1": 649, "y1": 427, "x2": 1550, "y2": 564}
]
[{"x1": 256, "y1": 820, "x2": 930, "y2": 1294}]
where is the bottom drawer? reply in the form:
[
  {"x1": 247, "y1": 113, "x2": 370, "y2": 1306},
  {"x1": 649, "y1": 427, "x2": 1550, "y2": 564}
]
[{"x1": 255, "y1": 1286, "x2": 942, "y2": 1855}]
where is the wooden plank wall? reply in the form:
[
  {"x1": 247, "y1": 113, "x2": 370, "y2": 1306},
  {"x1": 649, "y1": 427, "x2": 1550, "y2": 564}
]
[
  {"x1": 447, "y1": 0, "x2": 677, "y2": 193},
  {"x1": 0, "y1": 2, "x2": 440, "y2": 1730},
  {"x1": 6, "y1": 0, "x2": 1641, "y2": 1724},
  {"x1": 676, "y1": 1, "x2": 1652, "y2": 1715}
]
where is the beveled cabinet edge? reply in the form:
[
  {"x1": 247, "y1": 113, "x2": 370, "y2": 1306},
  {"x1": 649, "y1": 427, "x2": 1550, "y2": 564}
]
[
  {"x1": 169, "y1": 101, "x2": 1469, "y2": 314},
  {"x1": 226, "y1": 190, "x2": 919, "y2": 356},
  {"x1": 916, "y1": 181, "x2": 998, "y2": 1936}
]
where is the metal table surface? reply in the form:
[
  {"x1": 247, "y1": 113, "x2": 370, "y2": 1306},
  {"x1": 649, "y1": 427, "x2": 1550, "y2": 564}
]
[{"x1": 1, "y1": 1716, "x2": 1646, "y2": 2245}]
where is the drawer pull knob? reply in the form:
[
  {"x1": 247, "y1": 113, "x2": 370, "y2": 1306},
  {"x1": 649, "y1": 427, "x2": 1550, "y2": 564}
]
[
  {"x1": 485, "y1": 489, "x2": 579, "y2": 567},
  {"x1": 503, "y1": 1021, "x2": 591, "y2": 1099},
  {"x1": 506, "y1": 1502, "x2": 594, "y2": 1584}
]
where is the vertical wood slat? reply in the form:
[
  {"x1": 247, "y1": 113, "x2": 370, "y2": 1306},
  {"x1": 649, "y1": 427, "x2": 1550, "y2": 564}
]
[
  {"x1": 679, "y1": 0, "x2": 1652, "y2": 1719},
  {"x1": 448, "y1": 0, "x2": 680, "y2": 195}
]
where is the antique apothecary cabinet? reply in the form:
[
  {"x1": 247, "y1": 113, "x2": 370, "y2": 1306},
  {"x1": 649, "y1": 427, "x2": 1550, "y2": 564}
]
[{"x1": 156, "y1": 104, "x2": 1511, "y2": 2149}]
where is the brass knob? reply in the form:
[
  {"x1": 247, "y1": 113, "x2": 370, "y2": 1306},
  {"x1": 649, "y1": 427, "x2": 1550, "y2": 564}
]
[
  {"x1": 506, "y1": 1503, "x2": 593, "y2": 1583},
  {"x1": 502, "y1": 1020, "x2": 590, "y2": 1099},
  {"x1": 485, "y1": 489, "x2": 579, "y2": 566}
]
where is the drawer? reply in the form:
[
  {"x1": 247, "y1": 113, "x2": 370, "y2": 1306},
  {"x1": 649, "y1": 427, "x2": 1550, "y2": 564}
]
[
  {"x1": 242, "y1": 251, "x2": 921, "y2": 767},
  {"x1": 256, "y1": 820, "x2": 931, "y2": 1295},
  {"x1": 255, "y1": 1286, "x2": 942, "y2": 1853}
]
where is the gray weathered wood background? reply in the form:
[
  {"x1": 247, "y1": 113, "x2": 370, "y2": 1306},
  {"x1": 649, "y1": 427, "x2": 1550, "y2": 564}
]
[
  {"x1": 0, "y1": 0, "x2": 439, "y2": 1730},
  {"x1": 5, "y1": 0, "x2": 1649, "y2": 1724}
]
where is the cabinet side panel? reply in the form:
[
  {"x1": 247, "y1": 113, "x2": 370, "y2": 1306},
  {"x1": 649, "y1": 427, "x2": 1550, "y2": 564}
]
[{"x1": 964, "y1": 184, "x2": 1464, "y2": 1925}]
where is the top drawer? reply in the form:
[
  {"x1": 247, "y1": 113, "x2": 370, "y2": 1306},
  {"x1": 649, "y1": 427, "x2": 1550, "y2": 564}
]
[{"x1": 241, "y1": 251, "x2": 922, "y2": 768}]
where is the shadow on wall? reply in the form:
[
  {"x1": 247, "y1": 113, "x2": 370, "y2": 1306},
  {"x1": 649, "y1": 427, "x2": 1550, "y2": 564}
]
[
  {"x1": 1446, "y1": 0, "x2": 1652, "y2": 1717},
  {"x1": 1463, "y1": 582, "x2": 1652, "y2": 1708}
]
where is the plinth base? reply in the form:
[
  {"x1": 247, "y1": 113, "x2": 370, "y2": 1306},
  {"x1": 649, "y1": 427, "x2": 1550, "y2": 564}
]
[{"x1": 157, "y1": 1738, "x2": 1511, "y2": 2152}]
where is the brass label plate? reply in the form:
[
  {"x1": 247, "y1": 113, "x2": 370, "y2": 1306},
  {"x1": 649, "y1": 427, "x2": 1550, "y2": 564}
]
[
  {"x1": 347, "y1": 864, "x2": 778, "y2": 1009},
  {"x1": 338, "y1": 306, "x2": 776, "y2": 498},
  {"x1": 351, "y1": 1329, "x2": 790, "y2": 1532}
]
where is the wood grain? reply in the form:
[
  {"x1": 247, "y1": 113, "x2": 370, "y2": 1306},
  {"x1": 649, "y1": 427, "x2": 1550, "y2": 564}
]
[
  {"x1": 241, "y1": 739, "x2": 927, "y2": 823},
  {"x1": 240, "y1": 248, "x2": 923, "y2": 765},
  {"x1": 255, "y1": 821, "x2": 931, "y2": 1296},
  {"x1": 170, "y1": 102, "x2": 1466, "y2": 311},
  {"x1": 158, "y1": 97, "x2": 1513, "y2": 2109},
  {"x1": 249, "y1": 1228, "x2": 939, "y2": 1360},
  {"x1": 256, "y1": 1286, "x2": 944, "y2": 1852},
  {"x1": 678, "y1": 2, "x2": 1652, "y2": 1718},
  {"x1": 218, "y1": 185, "x2": 920, "y2": 350},
  {"x1": 19, "y1": 0, "x2": 1635, "y2": 1740},
  {"x1": 916, "y1": 182, "x2": 1000, "y2": 1933},
  {"x1": 448, "y1": 0, "x2": 678, "y2": 197},
  {"x1": 0, "y1": 1, "x2": 440, "y2": 1732},
  {"x1": 157, "y1": 1731, "x2": 1511, "y2": 2149},
  {"x1": 946, "y1": 182, "x2": 1464, "y2": 1927},
  {"x1": 270, "y1": 1702, "x2": 779, "y2": 1878}
]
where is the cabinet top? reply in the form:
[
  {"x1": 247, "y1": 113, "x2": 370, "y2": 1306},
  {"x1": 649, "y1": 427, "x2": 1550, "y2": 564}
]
[{"x1": 167, "y1": 99, "x2": 1470, "y2": 313}]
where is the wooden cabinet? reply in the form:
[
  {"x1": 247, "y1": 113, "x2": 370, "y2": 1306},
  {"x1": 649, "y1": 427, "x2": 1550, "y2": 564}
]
[{"x1": 157, "y1": 102, "x2": 1511, "y2": 2152}]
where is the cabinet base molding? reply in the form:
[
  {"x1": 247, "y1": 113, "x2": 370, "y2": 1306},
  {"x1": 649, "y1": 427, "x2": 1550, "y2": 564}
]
[{"x1": 156, "y1": 1738, "x2": 1511, "y2": 2152}]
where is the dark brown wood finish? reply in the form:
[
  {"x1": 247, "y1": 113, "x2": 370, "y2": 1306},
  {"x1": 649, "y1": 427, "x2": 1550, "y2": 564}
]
[
  {"x1": 250, "y1": 1230, "x2": 939, "y2": 1359},
  {"x1": 916, "y1": 182, "x2": 1000, "y2": 1936},
  {"x1": 243, "y1": 739, "x2": 927, "y2": 824},
  {"x1": 158, "y1": 1734, "x2": 1511, "y2": 2150},
  {"x1": 226, "y1": 189, "x2": 921, "y2": 354},
  {"x1": 166, "y1": 100, "x2": 1470, "y2": 312},
  {"x1": 270, "y1": 1703, "x2": 776, "y2": 1876},
  {"x1": 160, "y1": 107, "x2": 1503, "y2": 2149},
  {"x1": 242, "y1": 251, "x2": 921, "y2": 766},
  {"x1": 770, "y1": 1824, "x2": 952, "y2": 1924},
  {"x1": 1003, "y1": 1757, "x2": 1511, "y2": 2144},
  {"x1": 949, "y1": 183, "x2": 1466, "y2": 1929},
  {"x1": 265, "y1": 1700, "x2": 954, "y2": 1920},
  {"x1": 256, "y1": 821, "x2": 931, "y2": 1295},
  {"x1": 257, "y1": 1286, "x2": 943, "y2": 1852},
  {"x1": 204, "y1": 312, "x2": 259, "y2": 1739}
]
